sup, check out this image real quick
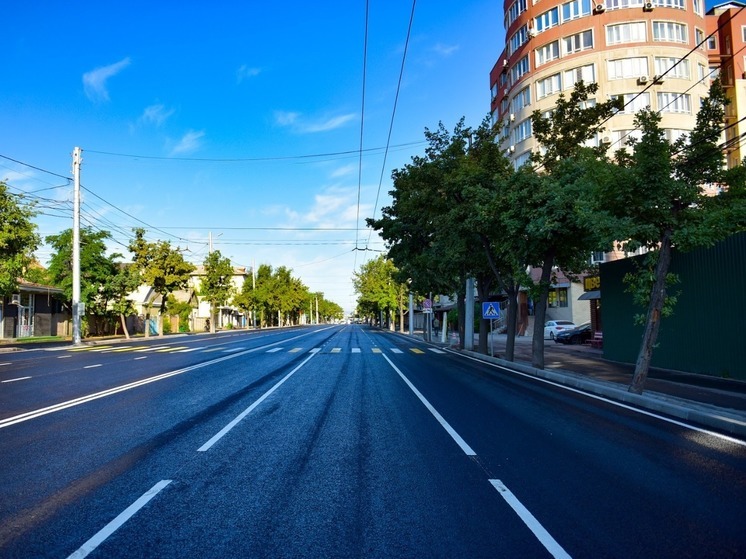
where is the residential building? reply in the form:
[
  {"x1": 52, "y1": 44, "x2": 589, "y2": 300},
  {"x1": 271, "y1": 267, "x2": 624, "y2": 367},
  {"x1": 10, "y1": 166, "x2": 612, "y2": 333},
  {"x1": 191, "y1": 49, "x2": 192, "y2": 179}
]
[
  {"x1": 490, "y1": 0, "x2": 744, "y2": 168},
  {"x1": 0, "y1": 281, "x2": 67, "y2": 338}
]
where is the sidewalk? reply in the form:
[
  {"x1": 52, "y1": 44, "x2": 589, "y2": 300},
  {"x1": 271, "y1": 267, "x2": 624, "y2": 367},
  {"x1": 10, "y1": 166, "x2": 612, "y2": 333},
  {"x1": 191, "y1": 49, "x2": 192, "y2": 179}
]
[{"x1": 423, "y1": 331, "x2": 746, "y2": 438}]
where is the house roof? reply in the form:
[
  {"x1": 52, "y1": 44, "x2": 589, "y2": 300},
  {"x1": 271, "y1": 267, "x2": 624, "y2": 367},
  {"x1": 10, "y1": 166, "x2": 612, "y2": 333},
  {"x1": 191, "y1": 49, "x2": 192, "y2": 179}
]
[{"x1": 17, "y1": 279, "x2": 64, "y2": 295}]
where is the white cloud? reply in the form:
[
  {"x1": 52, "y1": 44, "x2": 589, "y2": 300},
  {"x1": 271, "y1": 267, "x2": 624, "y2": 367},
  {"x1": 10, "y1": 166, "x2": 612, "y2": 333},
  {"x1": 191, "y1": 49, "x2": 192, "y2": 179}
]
[
  {"x1": 330, "y1": 164, "x2": 356, "y2": 179},
  {"x1": 237, "y1": 65, "x2": 261, "y2": 83},
  {"x1": 431, "y1": 43, "x2": 459, "y2": 57},
  {"x1": 82, "y1": 57, "x2": 131, "y2": 102},
  {"x1": 274, "y1": 111, "x2": 357, "y2": 134},
  {"x1": 140, "y1": 104, "x2": 175, "y2": 127},
  {"x1": 169, "y1": 130, "x2": 205, "y2": 155}
]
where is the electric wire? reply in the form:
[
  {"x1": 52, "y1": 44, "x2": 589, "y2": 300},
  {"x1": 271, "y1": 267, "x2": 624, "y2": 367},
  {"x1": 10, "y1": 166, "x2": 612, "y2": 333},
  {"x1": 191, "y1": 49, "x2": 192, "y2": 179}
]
[{"x1": 353, "y1": 0, "x2": 370, "y2": 271}]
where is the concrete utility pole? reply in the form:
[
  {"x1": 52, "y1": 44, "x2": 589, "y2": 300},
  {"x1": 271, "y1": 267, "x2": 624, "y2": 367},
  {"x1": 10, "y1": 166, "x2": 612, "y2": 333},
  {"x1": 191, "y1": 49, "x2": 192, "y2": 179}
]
[
  {"x1": 72, "y1": 147, "x2": 82, "y2": 346},
  {"x1": 409, "y1": 292, "x2": 414, "y2": 335},
  {"x1": 465, "y1": 277, "x2": 474, "y2": 351}
]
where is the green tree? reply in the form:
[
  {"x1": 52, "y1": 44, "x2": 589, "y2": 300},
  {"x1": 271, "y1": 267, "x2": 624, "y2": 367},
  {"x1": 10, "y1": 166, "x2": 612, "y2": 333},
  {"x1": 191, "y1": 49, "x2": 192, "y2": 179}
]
[
  {"x1": 46, "y1": 227, "x2": 122, "y2": 336},
  {"x1": 128, "y1": 228, "x2": 195, "y2": 336},
  {"x1": 0, "y1": 182, "x2": 40, "y2": 296},
  {"x1": 353, "y1": 256, "x2": 405, "y2": 328},
  {"x1": 606, "y1": 80, "x2": 746, "y2": 393},
  {"x1": 107, "y1": 264, "x2": 141, "y2": 339},
  {"x1": 522, "y1": 81, "x2": 623, "y2": 369},
  {"x1": 201, "y1": 250, "x2": 236, "y2": 333}
]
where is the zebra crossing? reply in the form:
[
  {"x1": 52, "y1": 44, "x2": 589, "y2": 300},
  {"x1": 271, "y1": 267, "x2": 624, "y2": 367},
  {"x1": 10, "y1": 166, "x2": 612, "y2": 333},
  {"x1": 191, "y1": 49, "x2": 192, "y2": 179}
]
[{"x1": 65, "y1": 344, "x2": 447, "y2": 356}]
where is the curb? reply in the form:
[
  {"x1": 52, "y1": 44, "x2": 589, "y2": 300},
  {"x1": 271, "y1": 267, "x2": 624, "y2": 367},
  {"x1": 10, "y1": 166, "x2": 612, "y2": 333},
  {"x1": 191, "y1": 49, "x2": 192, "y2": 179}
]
[{"x1": 460, "y1": 349, "x2": 746, "y2": 439}]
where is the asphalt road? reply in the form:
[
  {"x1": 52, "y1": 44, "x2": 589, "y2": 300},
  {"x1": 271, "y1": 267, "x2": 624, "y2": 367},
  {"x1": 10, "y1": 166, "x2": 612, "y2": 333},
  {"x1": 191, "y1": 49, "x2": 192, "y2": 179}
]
[{"x1": 1, "y1": 325, "x2": 744, "y2": 558}]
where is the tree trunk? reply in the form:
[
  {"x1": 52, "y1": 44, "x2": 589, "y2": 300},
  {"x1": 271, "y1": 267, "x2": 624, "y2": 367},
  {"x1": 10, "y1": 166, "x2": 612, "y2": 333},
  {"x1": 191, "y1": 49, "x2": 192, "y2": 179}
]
[
  {"x1": 531, "y1": 248, "x2": 556, "y2": 369},
  {"x1": 210, "y1": 305, "x2": 216, "y2": 334},
  {"x1": 119, "y1": 313, "x2": 130, "y2": 339},
  {"x1": 629, "y1": 230, "x2": 673, "y2": 394},
  {"x1": 457, "y1": 293, "x2": 466, "y2": 348}
]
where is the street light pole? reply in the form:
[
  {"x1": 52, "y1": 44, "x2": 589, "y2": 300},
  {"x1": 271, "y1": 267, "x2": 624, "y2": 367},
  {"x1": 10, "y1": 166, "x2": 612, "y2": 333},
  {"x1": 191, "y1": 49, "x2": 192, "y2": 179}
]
[{"x1": 72, "y1": 147, "x2": 82, "y2": 346}]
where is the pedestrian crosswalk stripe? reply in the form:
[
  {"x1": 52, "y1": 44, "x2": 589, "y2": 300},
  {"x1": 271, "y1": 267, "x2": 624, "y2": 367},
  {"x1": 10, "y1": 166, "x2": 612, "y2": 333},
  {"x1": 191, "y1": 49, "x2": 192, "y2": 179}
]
[
  {"x1": 428, "y1": 348, "x2": 446, "y2": 354},
  {"x1": 156, "y1": 346, "x2": 189, "y2": 353},
  {"x1": 331, "y1": 348, "x2": 342, "y2": 353},
  {"x1": 410, "y1": 348, "x2": 425, "y2": 354},
  {"x1": 352, "y1": 348, "x2": 361, "y2": 353},
  {"x1": 176, "y1": 348, "x2": 200, "y2": 353},
  {"x1": 266, "y1": 348, "x2": 283, "y2": 353},
  {"x1": 222, "y1": 347, "x2": 244, "y2": 353},
  {"x1": 69, "y1": 345, "x2": 113, "y2": 352},
  {"x1": 372, "y1": 348, "x2": 382, "y2": 353},
  {"x1": 391, "y1": 348, "x2": 403, "y2": 354},
  {"x1": 289, "y1": 348, "x2": 302, "y2": 353}
]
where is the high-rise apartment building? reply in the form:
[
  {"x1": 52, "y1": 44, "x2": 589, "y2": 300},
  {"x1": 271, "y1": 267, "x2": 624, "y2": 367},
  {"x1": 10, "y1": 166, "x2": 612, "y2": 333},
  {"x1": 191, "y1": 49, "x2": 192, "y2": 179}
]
[{"x1": 490, "y1": 0, "x2": 745, "y2": 168}]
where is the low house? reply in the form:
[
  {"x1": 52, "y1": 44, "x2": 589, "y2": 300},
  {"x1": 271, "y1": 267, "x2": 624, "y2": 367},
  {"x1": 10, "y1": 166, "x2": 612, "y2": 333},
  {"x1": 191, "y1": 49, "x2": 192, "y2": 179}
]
[{"x1": 1, "y1": 280, "x2": 68, "y2": 339}]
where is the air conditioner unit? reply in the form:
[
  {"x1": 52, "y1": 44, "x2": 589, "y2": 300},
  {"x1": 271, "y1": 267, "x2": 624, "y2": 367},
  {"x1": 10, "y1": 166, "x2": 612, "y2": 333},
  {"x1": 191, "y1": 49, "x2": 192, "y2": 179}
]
[
  {"x1": 528, "y1": 28, "x2": 537, "y2": 38},
  {"x1": 508, "y1": 145, "x2": 516, "y2": 153},
  {"x1": 643, "y1": 1, "x2": 654, "y2": 11},
  {"x1": 503, "y1": 59, "x2": 508, "y2": 68},
  {"x1": 594, "y1": 3, "x2": 606, "y2": 13},
  {"x1": 637, "y1": 75, "x2": 649, "y2": 85},
  {"x1": 652, "y1": 74, "x2": 664, "y2": 84},
  {"x1": 509, "y1": 113, "x2": 516, "y2": 122},
  {"x1": 10, "y1": 294, "x2": 21, "y2": 305}
]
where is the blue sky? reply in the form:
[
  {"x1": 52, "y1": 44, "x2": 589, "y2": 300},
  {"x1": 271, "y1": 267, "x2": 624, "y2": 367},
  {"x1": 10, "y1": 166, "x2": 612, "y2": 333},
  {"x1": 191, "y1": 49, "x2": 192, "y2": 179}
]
[{"x1": 2, "y1": 1, "x2": 502, "y2": 315}]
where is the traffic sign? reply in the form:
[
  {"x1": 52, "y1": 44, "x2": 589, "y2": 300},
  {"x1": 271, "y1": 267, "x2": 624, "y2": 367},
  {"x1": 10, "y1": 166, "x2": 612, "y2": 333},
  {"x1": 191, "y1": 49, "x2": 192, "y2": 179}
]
[{"x1": 482, "y1": 302, "x2": 500, "y2": 319}]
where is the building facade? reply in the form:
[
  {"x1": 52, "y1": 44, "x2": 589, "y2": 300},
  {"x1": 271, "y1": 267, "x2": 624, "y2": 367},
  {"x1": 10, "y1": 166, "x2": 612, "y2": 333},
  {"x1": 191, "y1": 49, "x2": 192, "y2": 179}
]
[{"x1": 490, "y1": 0, "x2": 744, "y2": 168}]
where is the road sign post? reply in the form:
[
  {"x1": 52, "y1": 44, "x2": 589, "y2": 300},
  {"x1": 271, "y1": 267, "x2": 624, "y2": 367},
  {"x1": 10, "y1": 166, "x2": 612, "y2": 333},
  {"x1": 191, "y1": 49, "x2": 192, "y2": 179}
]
[{"x1": 482, "y1": 303, "x2": 500, "y2": 357}]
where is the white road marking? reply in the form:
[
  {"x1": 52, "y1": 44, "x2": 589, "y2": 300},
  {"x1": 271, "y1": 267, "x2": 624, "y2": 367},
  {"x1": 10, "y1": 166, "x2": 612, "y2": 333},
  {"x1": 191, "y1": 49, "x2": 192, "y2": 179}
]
[
  {"x1": 428, "y1": 348, "x2": 446, "y2": 354},
  {"x1": 0, "y1": 328, "x2": 332, "y2": 430},
  {"x1": 222, "y1": 347, "x2": 244, "y2": 353},
  {"x1": 67, "y1": 479, "x2": 172, "y2": 559},
  {"x1": 0, "y1": 362, "x2": 11, "y2": 366},
  {"x1": 352, "y1": 348, "x2": 361, "y2": 353},
  {"x1": 267, "y1": 348, "x2": 283, "y2": 353},
  {"x1": 134, "y1": 356, "x2": 148, "y2": 360},
  {"x1": 176, "y1": 347, "x2": 200, "y2": 353},
  {"x1": 490, "y1": 480, "x2": 572, "y2": 559},
  {"x1": 390, "y1": 348, "x2": 403, "y2": 354},
  {"x1": 57, "y1": 355, "x2": 72, "y2": 359},
  {"x1": 2, "y1": 376, "x2": 31, "y2": 383},
  {"x1": 198, "y1": 349, "x2": 320, "y2": 452},
  {"x1": 84, "y1": 364, "x2": 102, "y2": 369},
  {"x1": 382, "y1": 354, "x2": 476, "y2": 456}
]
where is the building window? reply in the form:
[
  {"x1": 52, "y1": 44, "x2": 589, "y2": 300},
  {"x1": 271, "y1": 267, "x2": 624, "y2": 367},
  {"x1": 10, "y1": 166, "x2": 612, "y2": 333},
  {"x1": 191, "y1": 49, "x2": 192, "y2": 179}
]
[
  {"x1": 562, "y1": 0, "x2": 591, "y2": 21},
  {"x1": 536, "y1": 40, "x2": 560, "y2": 66},
  {"x1": 607, "y1": 56, "x2": 649, "y2": 79},
  {"x1": 664, "y1": 129, "x2": 688, "y2": 143},
  {"x1": 513, "y1": 118, "x2": 533, "y2": 143},
  {"x1": 506, "y1": 0, "x2": 528, "y2": 29},
  {"x1": 511, "y1": 86, "x2": 532, "y2": 113},
  {"x1": 611, "y1": 92, "x2": 650, "y2": 114},
  {"x1": 607, "y1": 22, "x2": 647, "y2": 45},
  {"x1": 564, "y1": 30, "x2": 594, "y2": 55},
  {"x1": 695, "y1": 28, "x2": 705, "y2": 49},
  {"x1": 548, "y1": 288, "x2": 569, "y2": 308},
  {"x1": 657, "y1": 92, "x2": 691, "y2": 113},
  {"x1": 510, "y1": 56, "x2": 530, "y2": 86},
  {"x1": 509, "y1": 25, "x2": 530, "y2": 56},
  {"x1": 537, "y1": 73, "x2": 562, "y2": 99},
  {"x1": 536, "y1": 7, "x2": 560, "y2": 32},
  {"x1": 707, "y1": 36, "x2": 717, "y2": 50},
  {"x1": 742, "y1": 26, "x2": 746, "y2": 43},
  {"x1": 563, "y1": 64, "x2": 595, "y2": 89},
  {"x1": 612, "y1": 129, "x2": 643, "y2": 147},
  {"x1": 655, "y1": 0, "x2": 685, "y2": 8},
  {"x1": 652, "y1": 21, "x2": 688, "y2": 44},
  {"x1": 607, "y1": 0, "x2": 644, "y2": 9},
  {"x1": 654, "y1": 57, "x2": 689, "y2": 79},
  {"x1": 693, "y1": 0, "x2": 704, "y2": 16},
  {"x1": 513, "y1": 150, "x2": 532, "y2": 169}
]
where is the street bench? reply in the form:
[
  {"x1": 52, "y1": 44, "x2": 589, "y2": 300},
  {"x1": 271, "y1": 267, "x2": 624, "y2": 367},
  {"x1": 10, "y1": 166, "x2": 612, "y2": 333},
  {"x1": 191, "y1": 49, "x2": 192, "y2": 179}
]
[{"x1": 590, "y1": 331, "x2": 603, "y2": 349}]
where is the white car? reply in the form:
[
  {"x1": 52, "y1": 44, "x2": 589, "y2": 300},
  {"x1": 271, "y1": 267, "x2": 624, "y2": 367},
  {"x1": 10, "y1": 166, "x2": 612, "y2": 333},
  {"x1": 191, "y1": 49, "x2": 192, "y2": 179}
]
[{"x1": 544, "y1": 320, "x2": 576, "y2": 340}]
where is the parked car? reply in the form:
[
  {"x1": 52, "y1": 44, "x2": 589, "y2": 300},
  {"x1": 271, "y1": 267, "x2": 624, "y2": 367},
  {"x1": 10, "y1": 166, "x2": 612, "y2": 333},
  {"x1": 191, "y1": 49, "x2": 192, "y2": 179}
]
[
  {"x1": 544, "y1": 320, "x2": 576, "y2": 340},
  {"x1": 554, "y1": 322, "x2": 593, "y2": 345}
]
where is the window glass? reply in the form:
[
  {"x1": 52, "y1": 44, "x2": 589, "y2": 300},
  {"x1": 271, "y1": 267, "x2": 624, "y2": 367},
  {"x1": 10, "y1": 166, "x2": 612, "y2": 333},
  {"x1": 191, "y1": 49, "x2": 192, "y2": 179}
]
[
  {"x1": 608, "y1": 57, "x2": 649, "y2": 79},
  {"x1": 607, "y1": 22, "x2": 647, "y2": 45}
]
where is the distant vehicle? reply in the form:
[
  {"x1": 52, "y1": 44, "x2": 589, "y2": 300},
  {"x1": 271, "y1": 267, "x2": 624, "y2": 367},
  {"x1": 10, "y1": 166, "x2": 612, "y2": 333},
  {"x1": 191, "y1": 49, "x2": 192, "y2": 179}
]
[
  {"x1": 554, "y1": 322, "x2": 593, "y2": 345},
  {"x1": 544, "y1": 320, "x2": 576, "y2": 340}
]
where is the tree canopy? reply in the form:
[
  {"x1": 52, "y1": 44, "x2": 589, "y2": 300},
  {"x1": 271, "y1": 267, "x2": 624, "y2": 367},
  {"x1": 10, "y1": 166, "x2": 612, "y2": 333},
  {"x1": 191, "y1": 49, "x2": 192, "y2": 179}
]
[{"x1": 0, "y1": 182, "x2": 40, "y2": 296}]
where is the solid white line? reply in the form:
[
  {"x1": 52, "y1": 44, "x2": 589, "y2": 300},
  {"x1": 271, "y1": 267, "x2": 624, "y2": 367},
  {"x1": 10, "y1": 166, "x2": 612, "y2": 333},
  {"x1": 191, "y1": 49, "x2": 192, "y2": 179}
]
[
  {"x1": 2, "y1": 376, "x2": 32, "y2": 383},
  {"x1": 67, "y1": 479, "x2": 172, "y2": 559},
  {"x1": 198, "y1": 350, "x2": 320, "y2": 452},
  {"x1": 490, "y1": 480, "x2": 572, "y2": 559},
  {"x1": 382, "y1": 354, "x2": 476, "y2": 456},
  {"x1": 454, "y1": 351, "x2": 746, "y2": 447}
]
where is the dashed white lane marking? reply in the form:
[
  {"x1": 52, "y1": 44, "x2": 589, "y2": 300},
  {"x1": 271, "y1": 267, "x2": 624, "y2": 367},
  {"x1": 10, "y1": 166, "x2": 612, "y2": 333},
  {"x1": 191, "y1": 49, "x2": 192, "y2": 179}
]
[
  {"x1": 0, "y1": 362, "x2": 11, "y2": 366},
  {"x1": 67, "y1": 479, "x2": 172, "y2": 559},
  {"x1": 381, "y1": 354, "x2": 475, "y2": 456},
  {"x1": 134, "y1": 356, "x2": 148, "y2": 361},
  {"x1": 2, "y1": 376, "x2": 31, "y2": 383},
  {"x1": 490, "y1": 480, "x2": 572, "y2": 559},
  {"x1": 198, "y1": 350, "x2": 320, "y2": 452},
  {"x1": 84, "y1": 364, "x2": 102, "y2": 369}
]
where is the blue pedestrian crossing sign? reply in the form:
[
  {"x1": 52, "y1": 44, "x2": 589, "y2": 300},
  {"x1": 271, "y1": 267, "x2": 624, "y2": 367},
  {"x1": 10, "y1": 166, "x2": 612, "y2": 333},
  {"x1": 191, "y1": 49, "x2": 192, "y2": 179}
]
[{"x1": 482, "y1": 302, "x2": 501, "y2": 319}]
